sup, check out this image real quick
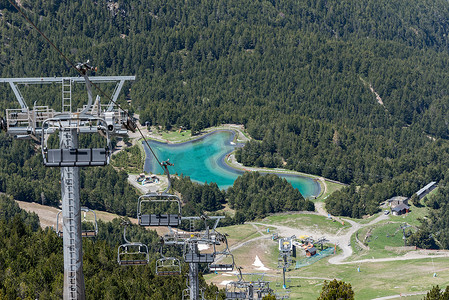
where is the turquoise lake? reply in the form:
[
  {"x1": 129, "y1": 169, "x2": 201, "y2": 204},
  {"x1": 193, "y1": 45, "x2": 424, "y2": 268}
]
[{"x1": 143, "y1": 130, "x2": 321, "y2": 198}]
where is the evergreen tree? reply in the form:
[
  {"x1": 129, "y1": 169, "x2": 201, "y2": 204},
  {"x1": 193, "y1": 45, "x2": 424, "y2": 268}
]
[{"x1": 317, "y1": 279, "x2": 355, "y2": 300}]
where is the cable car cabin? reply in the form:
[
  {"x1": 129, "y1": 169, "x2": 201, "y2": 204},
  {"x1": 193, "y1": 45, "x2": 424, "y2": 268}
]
[
  {"x1": 156, "y1": 257, "x2": 181, "y2": 276},
  {"x1": 56, "y1": 207, "x2": 98, "y2": 237},
  {"x1": 209, "y1": 264, "x2": 234, "y2": 272},
  {"x1": 137, "y1": 193, "x2": 182, "y2": 227},
  {"x1": 184, "y1": 251, "x2": 215, "y2": 263},
  {"x1": 41, "y1": 115, "x2": 111, "y2": 167},
  {"x1": 117, "y1": 243, "x2": 149, "y2": 266}
]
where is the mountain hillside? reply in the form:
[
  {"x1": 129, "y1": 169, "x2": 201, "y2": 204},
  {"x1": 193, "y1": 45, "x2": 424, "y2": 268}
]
[{"x1": 2, "y1": 0, "x2": 449, "y2": 245}]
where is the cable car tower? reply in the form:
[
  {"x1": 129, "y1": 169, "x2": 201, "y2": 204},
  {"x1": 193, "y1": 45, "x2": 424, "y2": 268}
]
[
  {"x1": 0, "y1": 65, "x2": 135, "y2": 300},
  {"x1": 277, "y1": 235, "x2": 295, "y2": 290}
]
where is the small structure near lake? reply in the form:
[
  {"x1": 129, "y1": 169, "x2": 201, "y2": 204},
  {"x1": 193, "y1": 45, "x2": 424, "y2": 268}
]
[
  {"x1": 392, "y1": 203, "x2": 410, "y2": 216},
  {"x1": 416, "y1": 181, "x2": 437, "y2": 200},
  {"x1": 136, "y1": 173, "x2": 159, "y2": 185},
  {"x1": 385, "y1": 196, "x2": 410, "y2": 215},
  {"x1": 387, "y1": 196, "x2": 408, "y2": 207}
]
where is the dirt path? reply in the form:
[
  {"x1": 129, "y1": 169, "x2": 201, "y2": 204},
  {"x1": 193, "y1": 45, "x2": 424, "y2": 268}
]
[
  {"x1": 21, "y1": 197, "x2": 449, "y2": 268},
  {"x1": 249, "y1": 209, "x2": 390, "y2": 265},
  {"x1": 16, "y1": 201, "x2": 61, "y2": 229},
  {"x1": 314, "y1": 202, "x2": 328, "y2": 217},
  {"x1": 249, "y1": 212, "x2": 442, "y2": 266},
  {"x1": 308, "y1": 202, "x2": 386, "y2": 263},
  {"x1": 338, "y1": 249, "x2": 449, "y2": 265},
  {"x1": 318, "y1": 177, "x2": 327, "y2": 197},
  {"x1": 15, "y1": 200, "x2": 138, "y2": 229},
  {"x1": 372, "y1": 291, "x2": 427, "y2": 299},
  {"x1": 143, "y1": 124, "x2": 249, "y2": 145},
  {"x1": 251, "y1": 223, "x2": 268, "y2": 236},
  {"x1": 215, "y1": 236, "x2": 270, "y2": 264}
]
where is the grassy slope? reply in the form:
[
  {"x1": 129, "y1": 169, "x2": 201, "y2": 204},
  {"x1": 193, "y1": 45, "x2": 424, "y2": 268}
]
[
  {"x1": 260, "y1": 213, "x2": 351, "y2": 235},
  {"x1": 206, "y1": 205, "x2": 445, "y2": 299}
]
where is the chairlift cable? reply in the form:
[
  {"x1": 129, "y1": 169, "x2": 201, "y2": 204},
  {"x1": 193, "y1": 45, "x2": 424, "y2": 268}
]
[{"x1": 7, "y1": 0, "x2": 167, "y2": 175}]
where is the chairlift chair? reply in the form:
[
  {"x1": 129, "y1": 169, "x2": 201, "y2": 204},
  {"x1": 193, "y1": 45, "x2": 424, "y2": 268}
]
[
  {"x1": 156, "y1": 257, "x2": 182, "y2": 276},
  {"x1": 55, "y1": 207, "x2": 98, "y2": 237},
  {"x1": 41, "y1": 115, "x2": 111, "y2": 167},
  {"x1": 225, "y1": 282, "x2": 248, "y2": 299},
  {"x1": 183, "y1": 240, "x2": 215, "y2": 263},
  {"x1": 182, "y1": 288, "x2": 190, "y2": 300},
  {"x1": 182, "y1": 285, "x2": 207, "y2": 300},
  {"x1": 209, "y1": 262, "x2": 234, "y2": 273},
  {"x1": 117, "y1": 223, "x2": 149, "y2": 266},
  {"x1": 184, "y1": 251, "x2": 215, "y2": 263},
  {"x1": 118, "y1": 243, "x2": 149, "y2": 266},
  {"x1": 209, "y1": 254, "x2": 235, "y2": 272},
  {"x1": 80, "y1": 207, "x2": 98, "y2": 237},
  {"x1": 209, "y1": 235, "x2": 235, "y2": 272},
  {"x1": 137, "y1": 192, "x2": 182, "y2": 227}
]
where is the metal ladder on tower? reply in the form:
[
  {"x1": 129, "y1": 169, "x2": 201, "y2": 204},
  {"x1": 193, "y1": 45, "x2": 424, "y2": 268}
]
[
  {"x1": 189, "y1": 218, "x2": 195, "y2": 233},
  {"x1": 62, "y1": 78, "x2": 72, "y2": 113},
  {"x1": 64, "y1": 130, "x2": 77, "y2": 299}
]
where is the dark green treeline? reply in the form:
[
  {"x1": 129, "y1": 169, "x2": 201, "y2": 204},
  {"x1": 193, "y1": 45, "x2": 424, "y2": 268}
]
[
  {"x1": 2, "y1": 0, "x2": 449, "y2": 245},
  {"x1": 0, "y1": 194, "x2": 223, "y2": 299}
]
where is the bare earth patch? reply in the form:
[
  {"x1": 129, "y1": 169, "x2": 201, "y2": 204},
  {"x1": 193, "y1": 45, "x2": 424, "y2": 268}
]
[
  {"x1": 15, "y1": 200, "x2": 138, "y2": 229},
  {"x1": 16, "y1": 200, "x2": 61, "y2": 229}
]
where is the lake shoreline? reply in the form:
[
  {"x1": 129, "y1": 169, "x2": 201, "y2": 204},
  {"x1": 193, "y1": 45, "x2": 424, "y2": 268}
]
[
  {"x1": 141, "y1": 124, "x2": 249, "y2": 145},
  {"x1": 142, "y1": 129, "x2": 324, "y2": 198},
  {"x1": 143, "y1": 129, "x2": 240, "y2": 147}
]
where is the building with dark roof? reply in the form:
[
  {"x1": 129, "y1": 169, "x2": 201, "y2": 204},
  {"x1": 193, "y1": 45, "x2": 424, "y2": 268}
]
[
  {"x1": 392, "y1": 203, "x2": 410, "y2": 216},
  {"x1": 306, "y1": 247, "x2": 317, "y2": 257},
  {"x1": 387, "y1": 196, "x2": 408, "y2": 207}
]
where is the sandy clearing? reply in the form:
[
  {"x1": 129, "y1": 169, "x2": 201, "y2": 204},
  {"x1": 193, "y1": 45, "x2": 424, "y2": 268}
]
[
  {"x1": 15, "y1": 200, "x2": 138, "y2": 229},
  {"x1": 16, "y1": 200, "x2": 61, "y2": 229}
]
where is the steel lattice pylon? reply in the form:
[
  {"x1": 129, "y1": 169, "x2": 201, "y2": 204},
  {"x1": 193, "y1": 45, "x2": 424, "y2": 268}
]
[{"x1": 1, "y1": 73, "x2": 135, "y2": 300}]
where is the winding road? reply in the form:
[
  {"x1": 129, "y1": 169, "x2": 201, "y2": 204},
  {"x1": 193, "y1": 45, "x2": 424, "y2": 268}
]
[{"x1": 227, "y1": 202, "x2": 449, "y2": 268}]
